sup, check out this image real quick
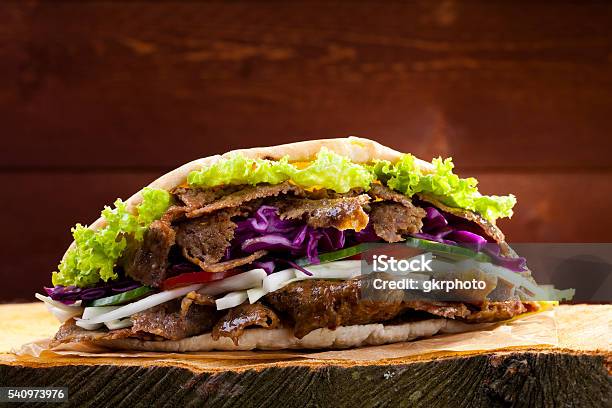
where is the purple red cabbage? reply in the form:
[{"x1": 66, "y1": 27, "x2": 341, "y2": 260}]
[
  {"x1": 45, "y1": 279, "x2": 143, "y2": 304},
  {"x1": 230, "y1": 206, "x2": 345, "y2": 274},
  {"x1": 482, "y1": 244, "x2": 527, "y2": 272},
  {"x1": 415, "y1": 206, "x2": 527, "y2": 272},
  {"x1": 423, "y1": 207, "x2": 448, "y2": 231},
  {"x1": 353, "y1": 224, "x2": 379, "y2": 243},
  {"x1": 232, "y1": 205, "x2": 527, "y2": 273},
  {"x1": 251, "y1": 260, "x2": 276, "y2": 274}
]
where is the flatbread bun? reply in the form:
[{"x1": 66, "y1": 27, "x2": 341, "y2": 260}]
[
  {"x1": 94, "y1": 319, "x2": 491, "y2": 352},
  {"x1": 57, "y1": 137, "x2": 511, "y2": 350}
]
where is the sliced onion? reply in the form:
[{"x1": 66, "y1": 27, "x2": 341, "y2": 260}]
[
  {"x1": 426, "y1": 259, "x2": 456, "y2": 274},
  {"x1": 75, "y1": 320, "x2": 103, "y2": 330},
  {"x1": 463, "y1": 260, "x2": 545, "y2": 298},
  {"x1": 216, "y1": 291, "x2": 248, "y2": 310},
  {"x1": 35, "y1": 293, "x2": 82, "y2": 312},
  {"x1": 247, "y1": 287, "x2": 267, "y2": 304},
  {"x1": 297, "y1": 260, "x2": 362, "y2": 280},
  {"x1": 105, "y1": 318, "x2": 133, "y2": 330},
  {"x1": 262, "y1": 269, "x2": 295, "y2": 293},
  {"x1": 271, "y1": 277, "x2": 301, "y2": 289},
  {"x1": 45, "y1": 304, "x2": 80, "y2": 323},
  {"x1": 82, "y1": 306, "x2": 120, "y2": 320},
  {"x1": 198, "y1": 269, "x2": 266, "y2": 296},
  {"x1": 454, "y1": 260, "x2": 574, "y2": 300},
  {"x1": 78, "y1": 283, "x2": 204, "y2": 324},
  {"x1": 246, "y1": 261, "x2": 365, "y2": 302}
]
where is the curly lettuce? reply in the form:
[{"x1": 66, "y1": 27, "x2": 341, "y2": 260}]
[
  {"x1": 52, "y1": 187, "x2": 171, "y2": 287},
  {"x1": 188, "y1": 149, "x2": 514, "y2": 221},
  {"x1": 370, "y1": 154, "x2": 516, "y2": 222},
  {"x1": 187, "y1": 155, "x2": 293, "y2": 188},
  {"x1": 290, "y1": 148, "x2": 374, "y2": 193},
  {"x1": 188, "y1": 148, "x2": 373, "y2": 193}
]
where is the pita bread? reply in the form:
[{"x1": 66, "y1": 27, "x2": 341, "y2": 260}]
[
  {"x1": 94, "y1": 319, "x2": 491, "y2": 352},
  {"x1": 57, "y1": 137, "x2": 518, "y2": 350}
]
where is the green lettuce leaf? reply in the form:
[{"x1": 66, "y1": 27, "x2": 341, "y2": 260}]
[
  {"x1": 187, "y1": 155, "x2": 292, "y2": 188},
  {"x1": 52, "y1": 188, "x2": 171, "y2": 287},
  {"x1": 370, "y1": 155, "x2": 516, "y2": 222},
  {"x1": 187, "y1": 148, "x2": 373, "y2": 193},
  {"x1": 135, "y1": 187, "x2": 173, "y2": 229},
  {"x1": 290, "y1": 148, "x2": 374, "y2": 193}
]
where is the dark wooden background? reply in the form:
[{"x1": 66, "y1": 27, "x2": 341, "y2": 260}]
[{"x1": 1, "y1": 2, "x2": 611, "y2": 302}]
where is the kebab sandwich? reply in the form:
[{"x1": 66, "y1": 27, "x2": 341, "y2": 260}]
[{"x1": 39, "y1": 137, "x2": 568, "y2": 351}]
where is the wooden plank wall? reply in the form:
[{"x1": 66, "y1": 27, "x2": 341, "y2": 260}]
[{"x1": 1, "y1": 2, "x2": 611, "y2": 301}]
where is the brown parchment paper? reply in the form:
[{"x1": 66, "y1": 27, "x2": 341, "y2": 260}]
[{"x1": 13, "y1": 310, "x2": 558, "y2": 362}]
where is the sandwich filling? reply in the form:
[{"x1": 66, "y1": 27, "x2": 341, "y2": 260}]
[{"x1": 42, "y1": 149, "x2": 560, "y2": 348}]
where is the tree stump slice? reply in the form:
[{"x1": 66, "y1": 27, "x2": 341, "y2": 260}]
[{"x1": 1, "y1": 304, "x2": 610, "y2": 407}]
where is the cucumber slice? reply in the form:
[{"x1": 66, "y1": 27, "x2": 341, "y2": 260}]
[
  {"x1": 86, "y1": 286, "x2": 154, "y2": 307},
  {"x1": 403, "y1": 237, "x2": 491, "y2": 263},
  {"x1": 295, "y1": 243, "x2": 372, "y2": 266},
  {"x1": 295, "y1": 237, "x2": 491, "y2": 269}
]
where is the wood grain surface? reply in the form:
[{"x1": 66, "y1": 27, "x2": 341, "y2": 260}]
[
  {"x1": 1, "y1": 304, "x2": 611, "y2": 407},
  {"x1": 1, "y1": 2, "x2": 612, "y2": 301}
]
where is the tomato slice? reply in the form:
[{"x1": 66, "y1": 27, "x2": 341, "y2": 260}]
[{"x1": 161, "y1": 270, "x2": 239, "y2": 290}]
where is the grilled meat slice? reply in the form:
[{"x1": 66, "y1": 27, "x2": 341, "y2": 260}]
[
  {"x1": 186, "y1": 182, "x2": 304, "y2": 218},
  {"x1": 131, "y1": 299, "x2": 218, "y2": 340},
  {"x1": 124, "y1": 220, "x2": 176, "y2": 287},
  {"x1": 175, "y1": 209, "x2": 238, "y2": 265},
  {"x1": 274, "y1": 195, "x2": 370, "y2": 231},
  {"x1": 265, "y1": 273, "x2": 406, "y2": 338},
  {"x1": 369, "y1": 202, "x2": 425, "y2": 242},
  {"x1": 212, "y1": 302, "x2": 281, "y2": 345}
]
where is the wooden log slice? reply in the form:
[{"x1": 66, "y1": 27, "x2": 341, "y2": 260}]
[{"x1": 0, "y1": 304, "x2": 610, "y2": 407}]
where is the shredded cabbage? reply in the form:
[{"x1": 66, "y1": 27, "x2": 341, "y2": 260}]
[
  {"x1": 370, "y1": 155, "x2": 516, "y2": 221},
  {"x1": 187, "y1": 148, "x2": 373, "y2": 193},
  {"x1": 52, "y1": 188, "x2": 171, "y2": 287}
]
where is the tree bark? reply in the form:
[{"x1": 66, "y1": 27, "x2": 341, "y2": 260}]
[{"x1": 1, "y1": 352, "x2": 610, "y2": 407}]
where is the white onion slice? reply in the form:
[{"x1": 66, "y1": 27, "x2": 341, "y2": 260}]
[
  {"x1": 82, "y1": 306, "x2": 120, "y2": 320},
  {"x1": 247, "y1": 287, "x2": 267, "y2": 304},
  {"x1": 198, "y1": 269, "x2": 266, "y2": 296},
  {"x1": 465, "y1": 261, "x2": 546, "y2": 298},
  {"x1": 216, "y1": 291, "x2": 248, "y2": 310},
  {"x1": 262, "y1": 269, "x2": 295, "y2": 293},
  {"x1": 425, "y1": 259, "x2": 456, "y2": 274},
  {"x1": 296, "y1": 260, "x2": 362, "y2": 280},
  {"x1": 75, "y1": 320, "x2": 103, "y2": 330},
  {"x1": 35, "y1": 293, "x2": 83, "y2": 312},
  {"x1": 454, "y1": 260, "x2": 574, "y2": 301},
  {"x1": 243, "y1": 261, "x2": 365, "y2": 301},
  {"x1": 272, "y1": 277, "x2": 301, "y2": 288},
  {"x1": 105, "y1": 318, "x2": 133, "y2": 330},
  {"x1": 78, "y1": 283, "x2": 204, "y2": 324},
  {"x1": 45, "y1": 304, "x2": 80, "y2": 323}
]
